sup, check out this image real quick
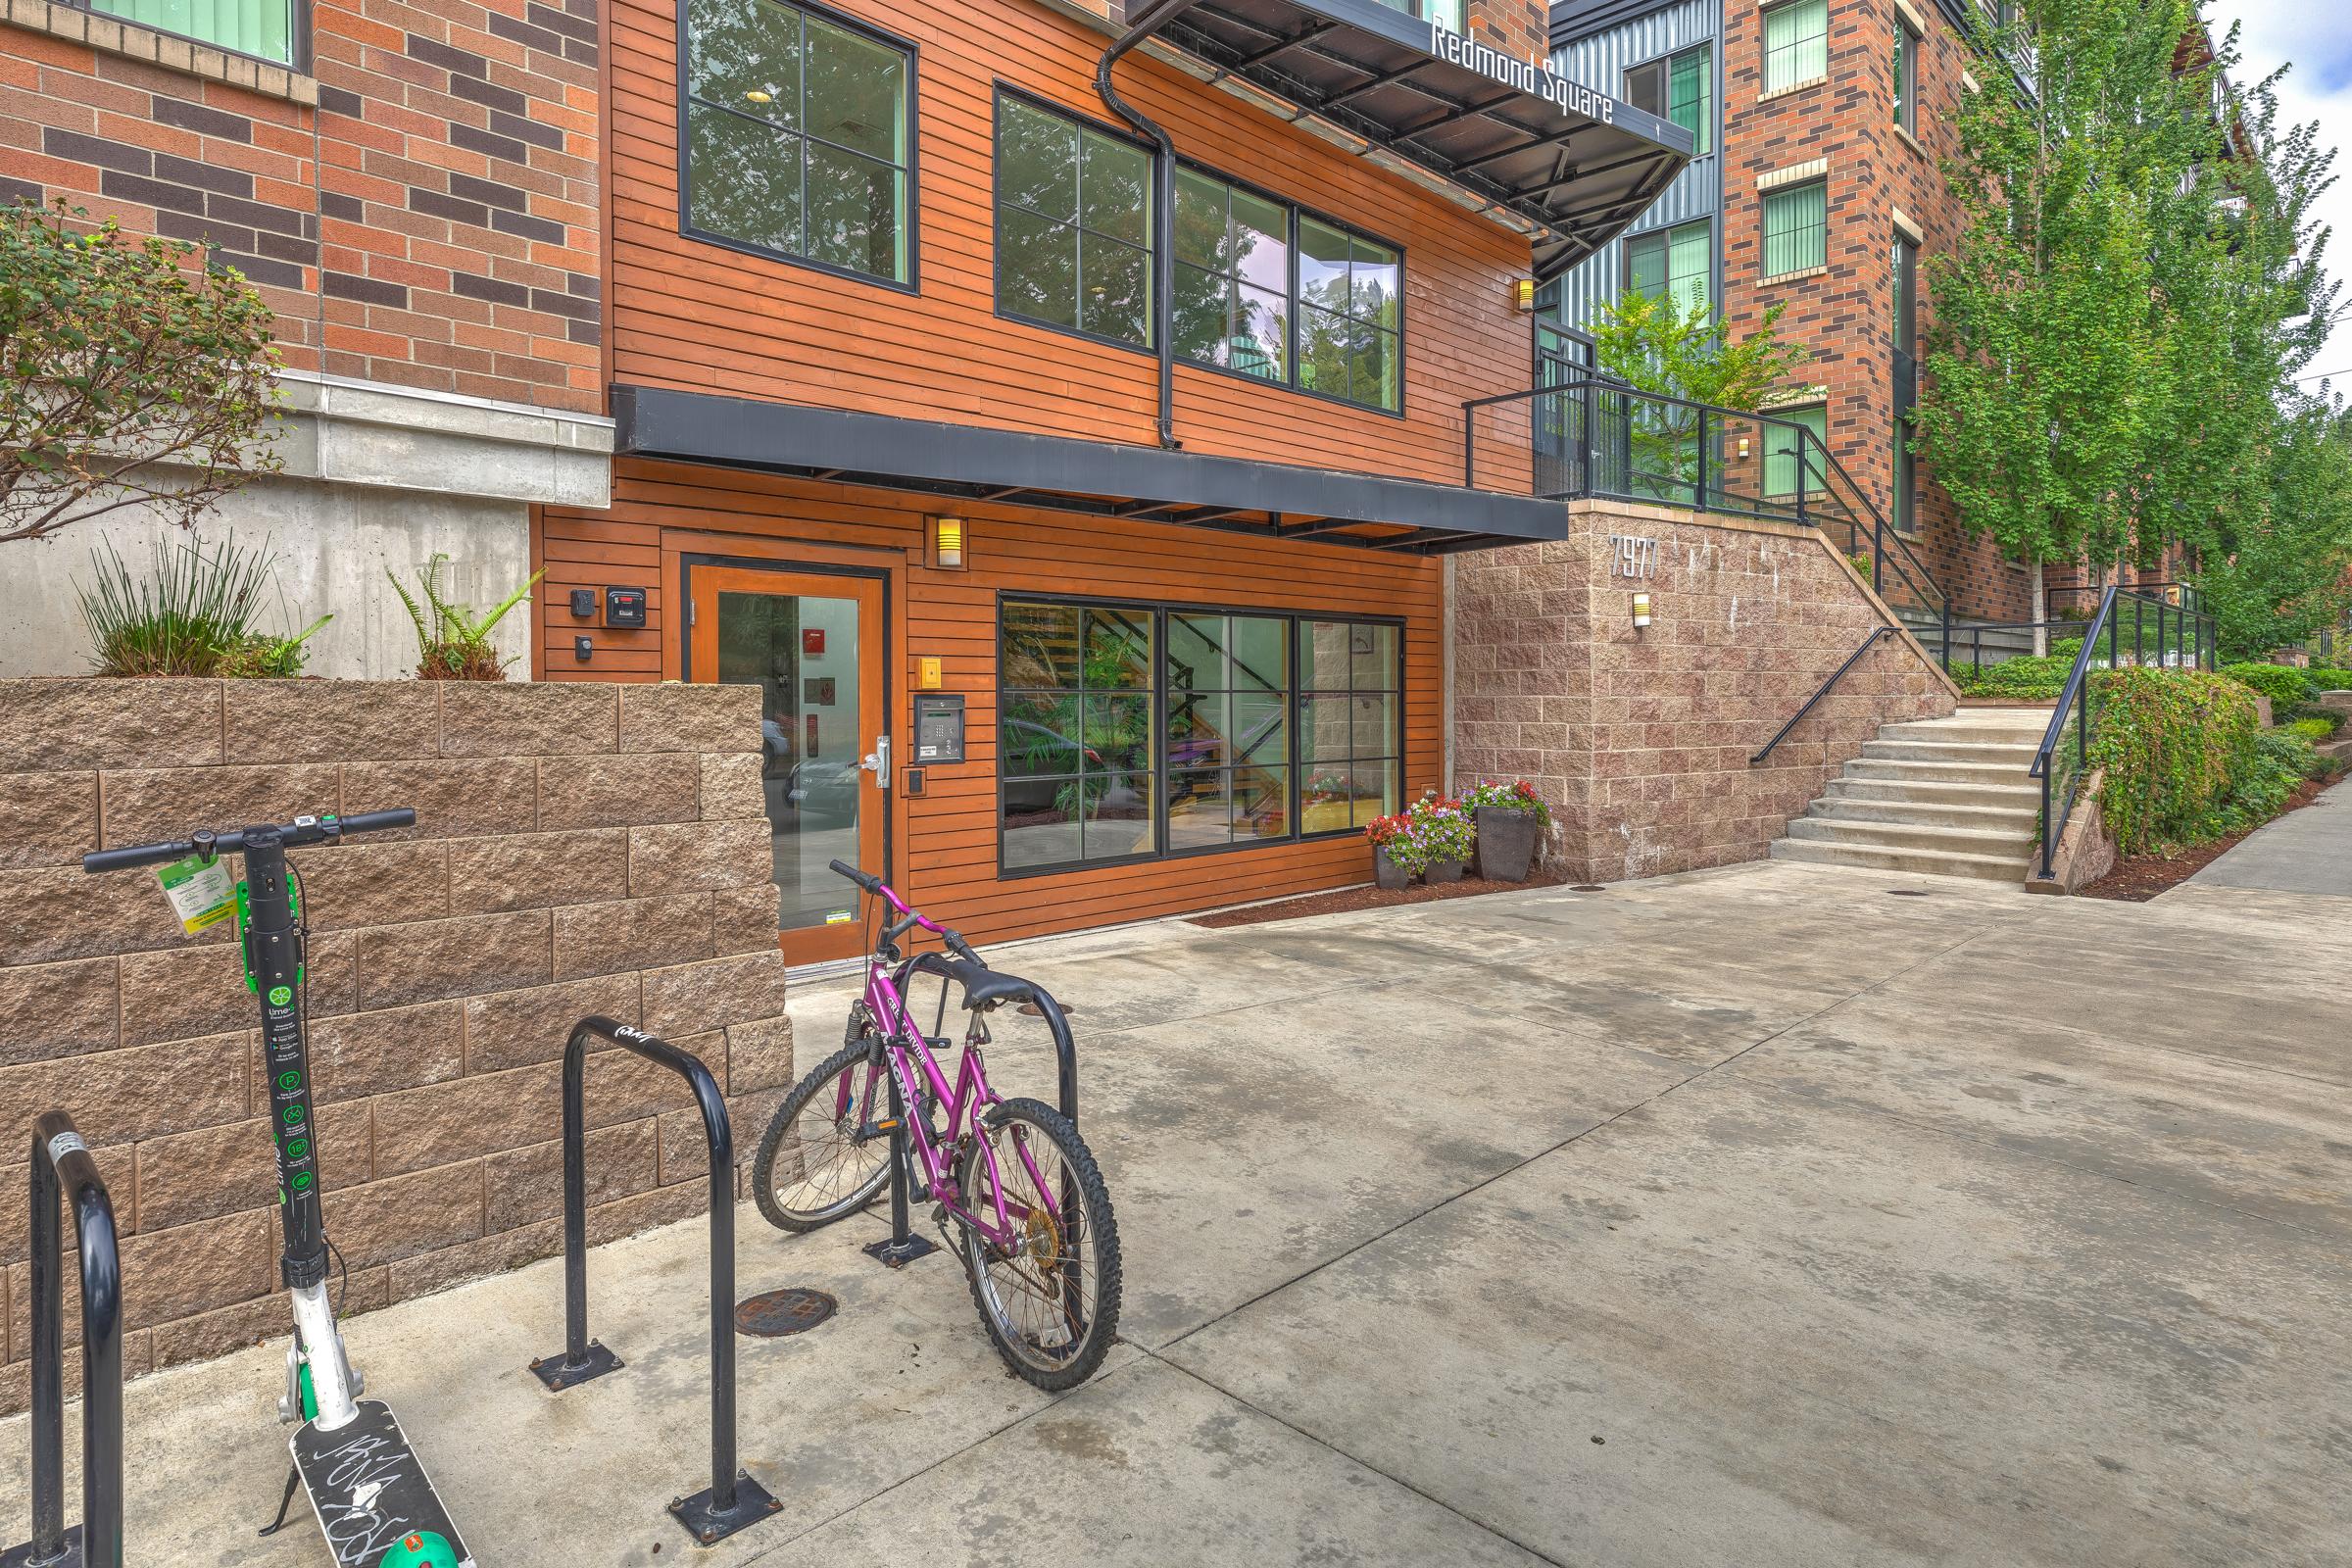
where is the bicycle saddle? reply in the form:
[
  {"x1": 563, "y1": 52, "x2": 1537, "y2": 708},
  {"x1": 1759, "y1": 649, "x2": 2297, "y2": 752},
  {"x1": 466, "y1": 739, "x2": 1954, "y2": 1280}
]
[{"x1": 910, "y1": 953, "x2": 1042, "y2": 1011}]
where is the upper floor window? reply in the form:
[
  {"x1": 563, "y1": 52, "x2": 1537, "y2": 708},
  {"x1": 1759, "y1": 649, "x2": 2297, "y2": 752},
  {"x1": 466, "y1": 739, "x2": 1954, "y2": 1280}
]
[
  {"x1": 1626, "y1": 220, "x2": 1710, "y2": 318},
  {"x1": 1761, "y1": 179, "x2": 1827, "y2": 277},
  {"x1": 1370, "y1": 0, "x2": 1463, "y2": 31},
  {"x1": 1764, "y1": 405, "x2": 1827, "y2": 498},
  {"x1": 1175, "y1": 170, "x2": 1403, "y2": 414},
  {"x1": 1626, "y1": 46, "x2": 1712, "y2": 157},
  {"x1": 1762, "y1": 0, "x2": 1829, "y2": 93},
  {"x1": 1892, "y1": 231, "x2": 1919, "y2": 532},
  {"x1": 996, "y1": 94, "x2": 1154, "y2": 349},
  {"x1": 682, "y1": 0, "x2": 913, "y2": 286},
  {"x1": 89, "y1": 0, "x2": 298, "y2": 64},
  {"x1": 1893, "y1": 16, "x2": 1920, "y2": 132}
]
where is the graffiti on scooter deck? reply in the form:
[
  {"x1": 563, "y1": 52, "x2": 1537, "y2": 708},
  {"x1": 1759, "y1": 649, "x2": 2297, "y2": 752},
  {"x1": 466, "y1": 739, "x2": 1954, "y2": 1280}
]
[{"x1": 290, "y1": 1400, "x2": 471, "y2": 1568}]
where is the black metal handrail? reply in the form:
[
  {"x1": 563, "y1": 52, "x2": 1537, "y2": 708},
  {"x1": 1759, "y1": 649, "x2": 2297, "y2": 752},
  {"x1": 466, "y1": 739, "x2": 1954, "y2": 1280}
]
[
  {"x1": 1462, "y1": 375, "x2": 1950, "y2": 635},
  {"x1": 1750, "y1": 627, "x2": 1896, "y2": 766},
  {"x1": 8, "y1": 1110, "x2": 123, "y2": 1568},
  {"x1": 527, "y1": 1016, "x2": 781, "y2": 1547},
  {"x1": 2026, "y1": 586, "x2": 2216, "y2": 877}
]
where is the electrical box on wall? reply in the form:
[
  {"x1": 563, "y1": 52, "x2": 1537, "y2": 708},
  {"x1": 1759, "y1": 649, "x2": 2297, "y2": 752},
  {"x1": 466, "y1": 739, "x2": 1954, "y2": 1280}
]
[
  {"x1": 912, "y1": 693, "x2": 965, "y2": 763},
  {"x1": 605, "y1": 587, "x2": 648, "y2": 628}
]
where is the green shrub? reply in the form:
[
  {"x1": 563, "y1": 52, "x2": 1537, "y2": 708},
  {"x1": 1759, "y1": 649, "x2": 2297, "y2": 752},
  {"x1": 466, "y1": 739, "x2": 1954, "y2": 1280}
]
[
  {"x1": 2306, "y1": 666, "x2": 2352, "y2": 692},
  {"x1": 74, "y1": 532, "x2": 327, "y2": 678},
  {"x1": 2222, "y1": 732, "x2": 2320, "y2": 828},
  {"x1": 1952, "y1": 654, "x2": 2075, "y2": 700},
  {"x1": 2220, "y1": 662, "x2": 2319, "y2": 710},
  {"x1": 2285, "y1": 711, "x2": 2344, "y2": 741},
  {"x1": 2088, "y1": 669, "x2": 2261, "y2": 855}
]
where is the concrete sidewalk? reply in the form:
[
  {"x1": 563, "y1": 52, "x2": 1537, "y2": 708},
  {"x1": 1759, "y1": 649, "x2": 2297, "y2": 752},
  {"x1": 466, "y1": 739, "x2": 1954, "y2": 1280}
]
[
  {"x1": 3, "y1": 858, "x2": 2347, "y2": 1566},
  {"x1": 2176, "y1": 782, "x2": 2352, "y2": 900}
]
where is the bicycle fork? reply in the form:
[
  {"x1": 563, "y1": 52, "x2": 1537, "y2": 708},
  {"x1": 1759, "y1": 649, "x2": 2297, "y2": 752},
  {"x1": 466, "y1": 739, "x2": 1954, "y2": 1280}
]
[{"x1": 240, "y1": 827, "x2": 361, "y2": 1432}]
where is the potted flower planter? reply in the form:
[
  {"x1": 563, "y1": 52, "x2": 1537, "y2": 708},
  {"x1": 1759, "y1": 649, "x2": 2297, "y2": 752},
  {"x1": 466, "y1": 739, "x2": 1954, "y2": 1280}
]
[
  {"x1": 1473, "y1": 807, "x2": 1539, "y2": 882},
  {"x1": 1374, "y1": 845, "x2": 1412, "y2": 891},
  {"x1": 1424, "y1": 858, "x2": 1465, "y2": 884}
]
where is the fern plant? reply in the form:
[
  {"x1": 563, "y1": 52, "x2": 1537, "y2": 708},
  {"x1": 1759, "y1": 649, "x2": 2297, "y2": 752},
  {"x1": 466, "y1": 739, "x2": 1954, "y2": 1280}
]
[{"x1": 389, "y1": 554, "x2": 544, "y2": 680}]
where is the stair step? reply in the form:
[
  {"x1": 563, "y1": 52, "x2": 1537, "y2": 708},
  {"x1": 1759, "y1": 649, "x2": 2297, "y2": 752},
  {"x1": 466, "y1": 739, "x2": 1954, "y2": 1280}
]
[
  {"x1": 1769, "y1": 837, "x2": 2033, "y2": 882},
  {"x1": 1823, "y1": 775, "x2": 2041, "y2": 808},
  {"x1": 1843, "y1": 758, "x2": 2041, "y2": 785},
  {"x1": 1785, "y1": 816, "x2": 2035, "y2": 857},
  {"x1": 1875, "y1": 719, "x2": 2052, "y2": 745},
  {"x1": 1859, "y1": 739, "x2": 2040, "y2": 764},
  {"x1": 1806, "y1": 797, "x2": 2039, "y2": 830}
]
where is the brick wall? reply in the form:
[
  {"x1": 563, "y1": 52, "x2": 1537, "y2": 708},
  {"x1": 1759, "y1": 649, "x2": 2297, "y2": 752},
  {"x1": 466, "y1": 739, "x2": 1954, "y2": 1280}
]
[
  {"x1": 1451, "y1": 501, "x2": 1957, "y2": 881},
  {"x1": 0, "y1": 0, "x2": 601, "y2": 410},
  {"x1": 1467, "y1": 0, "x2": 1546, "y2": 61},
  {"x1": 1717, "y1": 0, "x2": 2032, "y2": 624},
  {"x1": 0, "y1": 677, "x2": 788, "y2": 1410}
]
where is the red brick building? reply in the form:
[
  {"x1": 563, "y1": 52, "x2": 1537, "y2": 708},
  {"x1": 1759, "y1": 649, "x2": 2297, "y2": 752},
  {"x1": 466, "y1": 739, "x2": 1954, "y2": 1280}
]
[{"x1": 0, "y1": 0, "x2": 613, "y2": 677}]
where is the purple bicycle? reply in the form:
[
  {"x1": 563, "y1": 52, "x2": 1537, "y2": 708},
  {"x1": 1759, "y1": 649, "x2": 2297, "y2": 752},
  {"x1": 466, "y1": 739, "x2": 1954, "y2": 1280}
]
[{"x1": 752, "y1": 860, "x2": 1121, "y2": 1390}]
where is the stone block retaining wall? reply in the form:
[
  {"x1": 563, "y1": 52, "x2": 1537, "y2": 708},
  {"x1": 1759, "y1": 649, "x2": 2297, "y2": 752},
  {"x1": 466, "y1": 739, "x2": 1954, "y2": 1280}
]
[
  {"x1": 1451, "y1": 502, "x2": 1960, "y2": 881},
  {"x1": 0, "y1": 678, "x2": 789, "y2": 1411}
]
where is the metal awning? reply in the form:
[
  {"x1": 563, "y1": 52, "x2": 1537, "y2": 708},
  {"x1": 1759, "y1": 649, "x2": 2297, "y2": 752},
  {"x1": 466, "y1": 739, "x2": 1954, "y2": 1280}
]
[
  {"x1": 614, "y1": 387, "x2": 1570, "y2": 554},
  {"x1": 1137, "y1": 0, "x2": 1692, "y2": 277}
]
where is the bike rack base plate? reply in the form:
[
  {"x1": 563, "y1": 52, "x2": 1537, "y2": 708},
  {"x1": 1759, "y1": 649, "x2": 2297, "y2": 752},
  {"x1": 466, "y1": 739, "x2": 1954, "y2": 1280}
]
[
  {"x1": 0, "y1": 1523, "x2": 82, "y2": 1568},
  {"x1": 527, "y1": 1338, "x2": 622, "y2": 1392},
  {"x1": 862, "y1": 1232, "x2": 940, "y2": 1269},
  {"x1": 667, "y1": 1472, "x2": 782, "y2": 1545}
]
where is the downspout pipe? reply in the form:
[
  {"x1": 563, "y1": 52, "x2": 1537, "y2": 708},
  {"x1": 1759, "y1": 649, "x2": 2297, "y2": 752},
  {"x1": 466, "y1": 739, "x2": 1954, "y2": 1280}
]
[{"x1": 1098, "y1": 0, "x2": 1200, "y2": 450}]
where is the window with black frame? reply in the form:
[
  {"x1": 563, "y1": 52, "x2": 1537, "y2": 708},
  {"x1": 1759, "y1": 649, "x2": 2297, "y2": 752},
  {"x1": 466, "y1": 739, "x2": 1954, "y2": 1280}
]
[
  {"x1": 999, "y1": 602, "x2": 1155, "y2": 871},
  {"x1": 681, "y1": 0, "x2": 912, "y2": 284},
  {"x1": 1174, "y1": 169, "x2": 1291, "y2": 383},
  {"x1": 1298, "y1": 217, "x2": 1401, "y2": 413},
  {"x1": 1892, "y1": 230, "x2": 1919, "y2": 533},
  {"x1": 1166, "y1": 612, "x2": 1292, "y2": 850},
  {"x1": 1298, "y1": 620, "x2": 1399, "y2": 833},
  {"x1": 995, "y1": 94, "x2": 1154, "y2": 348}
]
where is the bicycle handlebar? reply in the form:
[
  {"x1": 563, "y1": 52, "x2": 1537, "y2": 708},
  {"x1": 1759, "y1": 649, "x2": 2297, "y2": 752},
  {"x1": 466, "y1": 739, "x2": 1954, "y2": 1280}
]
[
  {"x1": 81, "y1": 808, "x2": 417, "y2": 875},
  {"x1": 830, "y1": 858, "x2": 977, "y2": 961}
]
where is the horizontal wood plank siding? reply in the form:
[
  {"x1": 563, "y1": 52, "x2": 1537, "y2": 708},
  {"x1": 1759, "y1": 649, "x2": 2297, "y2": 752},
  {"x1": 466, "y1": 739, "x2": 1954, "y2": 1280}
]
[
  {"x1": 539, "y1": 460, "x2": 1444, "y2": 943},
  {"x1": 608, "y1": 0, "x2": 1536, "y2": 488}
]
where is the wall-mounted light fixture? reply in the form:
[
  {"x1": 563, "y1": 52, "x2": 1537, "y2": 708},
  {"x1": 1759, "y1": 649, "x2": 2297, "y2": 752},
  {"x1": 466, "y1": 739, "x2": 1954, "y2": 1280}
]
[
  {"x1": 1737, "y1": 436, "x2": 1751, "y2": 460},
  {"x1": 1512, "y1": 278, "x2": 1538, "y2": 313},
  {"x1": 1632, "y1": 592, "x2": 1652, "y2": 629},
  {"x1": 930, "y1": 515, "x2": 966, "y2": 570}
]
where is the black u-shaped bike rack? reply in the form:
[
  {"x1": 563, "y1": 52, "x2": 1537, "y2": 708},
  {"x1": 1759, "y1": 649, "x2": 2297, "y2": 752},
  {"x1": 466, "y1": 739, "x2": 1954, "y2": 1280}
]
[
  {"x1": 4, "y1": 1111, "x2": 124, "y2": 1568},
  {"x1": 525, "y1": 1016, "x2": 781, "y2": 1547}
]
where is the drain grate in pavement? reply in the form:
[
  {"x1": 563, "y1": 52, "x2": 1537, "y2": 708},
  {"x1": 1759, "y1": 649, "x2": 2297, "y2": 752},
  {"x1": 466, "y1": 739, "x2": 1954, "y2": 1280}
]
[{"x1": 736, "y1": 1288, "x2": 839, "y2": 1338}]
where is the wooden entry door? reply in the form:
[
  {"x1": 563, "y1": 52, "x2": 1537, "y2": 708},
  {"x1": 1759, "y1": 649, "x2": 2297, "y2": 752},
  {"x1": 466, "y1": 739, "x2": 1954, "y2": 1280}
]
[{"x1": 686, "y1": 562, "x2": 887, "y2": 966}]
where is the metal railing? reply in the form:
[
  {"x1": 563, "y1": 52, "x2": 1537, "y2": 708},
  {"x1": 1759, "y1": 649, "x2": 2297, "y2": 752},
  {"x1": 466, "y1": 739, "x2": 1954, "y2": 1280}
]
[
  {"x1": 527, "y1": 1016, "x2": 782, "y2": 1547},
  {"x1": 1750, "y1": 627, "x2": 1896, "y2": 766},
  {"x1": 1927, "y1": 584, "x2": 2213, "y2": 676},
  {"x1": 1463, "y1": 376, "x2": 1951, "y2": 634},
  {"x1": 8, "y1": 1110, "x2": 123, "y2": 1568},
  {"x1": 2028, "y1": 586, "x2": 2218, "y2": 877}
]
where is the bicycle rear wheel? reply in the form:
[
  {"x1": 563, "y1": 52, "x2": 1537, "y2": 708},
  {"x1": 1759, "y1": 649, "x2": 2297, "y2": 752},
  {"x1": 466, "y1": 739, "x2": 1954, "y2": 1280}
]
[
  {"x1": 956, "y1": 1097, "x2": 1121, "y2": 1392},
  {"x1": 752, "y1": 1024, "x2": 893, "y2": 1233}
]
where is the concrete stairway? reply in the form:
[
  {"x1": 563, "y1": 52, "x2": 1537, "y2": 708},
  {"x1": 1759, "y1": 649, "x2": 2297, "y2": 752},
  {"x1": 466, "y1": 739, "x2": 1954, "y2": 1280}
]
[{"x1": 1769, "y1": 709, "x2": 2048, "y2": 882}]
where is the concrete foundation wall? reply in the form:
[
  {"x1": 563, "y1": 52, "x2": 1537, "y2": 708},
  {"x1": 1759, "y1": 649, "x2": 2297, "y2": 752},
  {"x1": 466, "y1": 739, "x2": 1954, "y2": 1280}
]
[
  {"x1": 1451, "y1": 502, "x2": 1958, "y2": 881},
  {"x1": 0, "y1": 678, "x2": 790, "y2": 1410}
]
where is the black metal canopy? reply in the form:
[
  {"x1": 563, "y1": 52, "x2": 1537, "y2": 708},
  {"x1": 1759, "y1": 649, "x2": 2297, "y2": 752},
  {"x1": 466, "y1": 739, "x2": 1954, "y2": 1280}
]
[
  {"x1": 1142, "y1": 0, "x2": 1692, "y2": 277},
  {"x1": 614, "y1": 387, "x2": 1570, "y2": 554}
]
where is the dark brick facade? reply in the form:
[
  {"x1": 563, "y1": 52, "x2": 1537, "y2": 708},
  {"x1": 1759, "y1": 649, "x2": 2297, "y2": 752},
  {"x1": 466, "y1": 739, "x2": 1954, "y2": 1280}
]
[
  {"x1": 0, "y1": 0, "x2": 602, "y2": 411},
  {"x1": 1718, "y1": 0, "x2": 2032, "y2": 622}
]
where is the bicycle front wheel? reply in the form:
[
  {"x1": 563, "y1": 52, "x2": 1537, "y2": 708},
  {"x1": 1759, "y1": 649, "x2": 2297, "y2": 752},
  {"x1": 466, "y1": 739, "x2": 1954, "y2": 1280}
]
[
  {"x1": 752, "y1": 1031, "x2": 892, "y2": 1233},
  {"x1": 956, "y1": 1097, "x2": 1122, "y2": 1392}
]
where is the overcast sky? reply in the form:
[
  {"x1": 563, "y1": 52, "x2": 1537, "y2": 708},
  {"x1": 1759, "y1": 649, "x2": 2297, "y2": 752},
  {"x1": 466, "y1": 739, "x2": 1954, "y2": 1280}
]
[{"x1": 2203, "y1": 1, "x2": 2352, "y2": 392}]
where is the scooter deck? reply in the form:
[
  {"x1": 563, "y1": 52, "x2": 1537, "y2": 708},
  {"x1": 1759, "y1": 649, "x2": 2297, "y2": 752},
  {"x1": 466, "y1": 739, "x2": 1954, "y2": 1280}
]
[{"x1": 290, "y1": 1399, "x2": 475, "y2": 1567}]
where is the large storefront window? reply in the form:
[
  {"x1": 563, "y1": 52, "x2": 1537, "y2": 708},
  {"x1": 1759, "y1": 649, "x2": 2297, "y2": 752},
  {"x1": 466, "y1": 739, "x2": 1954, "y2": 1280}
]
[
  {"x1": 681, "y1": 0, "x2": 913, "y2": 285},
  {"x1": 998, "y1": 599, "x2": 1401, "y2": 875},
  {"x1": 999, "y1": 602, "x2": 1156, "y2": 871}
]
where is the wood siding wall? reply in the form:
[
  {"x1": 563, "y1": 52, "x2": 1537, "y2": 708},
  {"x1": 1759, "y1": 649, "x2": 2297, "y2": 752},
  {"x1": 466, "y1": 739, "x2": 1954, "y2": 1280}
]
[
  {"x1": 538, "y1": 462, "x2": 1445, "y2": 942},
  {"x1": 606, "y1": 0, "x2": 1539, "y2": 486}
]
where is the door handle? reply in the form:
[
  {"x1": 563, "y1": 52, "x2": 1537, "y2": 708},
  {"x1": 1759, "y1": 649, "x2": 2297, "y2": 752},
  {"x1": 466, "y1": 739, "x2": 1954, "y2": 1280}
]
[{"x1": 859, "y1": 735, "x2": 889, "y2": 787}]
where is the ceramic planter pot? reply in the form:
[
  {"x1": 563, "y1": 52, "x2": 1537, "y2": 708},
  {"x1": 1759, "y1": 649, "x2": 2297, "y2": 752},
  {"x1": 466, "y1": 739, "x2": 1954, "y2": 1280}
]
[
  {"x1": 1425, "y1": 858, "x2": 1465, "y2": 884},
  {"x1": 1473, "y1": 807, "x2": 1539, "y2": 882},
  {"x1": 1373, "y1": 845, "x2": 1411, "y2": 891}
]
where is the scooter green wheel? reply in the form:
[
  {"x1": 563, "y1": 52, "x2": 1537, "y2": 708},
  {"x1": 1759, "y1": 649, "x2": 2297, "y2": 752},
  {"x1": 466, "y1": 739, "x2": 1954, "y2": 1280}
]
[{"x1": 377, "y1": 1529, "x2": 459, "y2": 1567}]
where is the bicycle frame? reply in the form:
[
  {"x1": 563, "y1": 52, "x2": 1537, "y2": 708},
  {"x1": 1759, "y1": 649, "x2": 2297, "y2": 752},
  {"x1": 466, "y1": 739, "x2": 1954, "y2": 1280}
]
[{"x1": 846, "y1": 891, "x2": 1061, "y2": 1255}]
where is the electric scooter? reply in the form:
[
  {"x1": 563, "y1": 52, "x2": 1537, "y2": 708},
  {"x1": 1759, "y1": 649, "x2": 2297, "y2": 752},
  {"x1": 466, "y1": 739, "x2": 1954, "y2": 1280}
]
[{"x1": 84, "y1": 810, "x2": 468, "y2": 1568}]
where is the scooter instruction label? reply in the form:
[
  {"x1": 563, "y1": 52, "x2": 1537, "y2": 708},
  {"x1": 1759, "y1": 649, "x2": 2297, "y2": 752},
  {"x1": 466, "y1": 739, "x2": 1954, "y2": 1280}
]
[{"x1": 156, "y1": 855, "x2": 236, "y2": 933}]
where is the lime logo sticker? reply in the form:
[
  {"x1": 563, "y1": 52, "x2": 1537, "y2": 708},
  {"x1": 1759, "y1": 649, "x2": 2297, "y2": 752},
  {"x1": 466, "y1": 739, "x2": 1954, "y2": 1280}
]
[
  {"x1": 268, "y1": 985, "x2": 293, "y2": 1006},
  {"x1": 286, "y1": 1138, "x2": 310, "y2": 1159},
  {"x1": 281, "y1": 1105, "x2": 303, "y2": 1126},
  {"x1": 291, "y1": 1172, "x2": 313, "y2": 1191},
  {"x1": 276, "y1": 1071, "x2": 301, "y2": 1092}
]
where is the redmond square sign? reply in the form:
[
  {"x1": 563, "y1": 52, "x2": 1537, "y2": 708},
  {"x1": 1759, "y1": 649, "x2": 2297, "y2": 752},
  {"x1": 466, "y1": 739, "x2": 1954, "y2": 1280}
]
[{"x1": 1428, "y1": 23, "x2": 1619, "y2": 122}]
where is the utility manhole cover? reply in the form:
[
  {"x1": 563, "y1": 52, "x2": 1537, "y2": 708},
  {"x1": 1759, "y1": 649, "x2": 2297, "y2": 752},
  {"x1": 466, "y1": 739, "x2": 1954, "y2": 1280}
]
[
  {"x1": 1016, "y1": 1001, "x2": 1076, "y2": 1016},
  {"x1": 736, "y1": 1288, "x2": 838, "y2": 1338},
  {"x1": 1885, "y1": 889, "x2": 1932, "y2": 897},
  {"x1": 1570, "y1": 884, "x2": 1607, "y2": 893}
]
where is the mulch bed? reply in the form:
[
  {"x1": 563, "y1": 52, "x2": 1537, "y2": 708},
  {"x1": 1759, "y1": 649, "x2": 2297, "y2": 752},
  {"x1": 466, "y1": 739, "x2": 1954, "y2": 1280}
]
[
  {"x1": 2078, "y1": 772, "x2": 2342, "y2": 902},
  {"x1": 1187, "y1": 867, "x2": 1574, "y2": 928}
]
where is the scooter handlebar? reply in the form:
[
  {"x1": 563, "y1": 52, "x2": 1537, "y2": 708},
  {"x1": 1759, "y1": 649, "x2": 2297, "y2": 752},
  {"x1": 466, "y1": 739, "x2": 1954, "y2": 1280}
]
[{"x1": 81, "y1": 808, "x2": 417, "y2": 874}]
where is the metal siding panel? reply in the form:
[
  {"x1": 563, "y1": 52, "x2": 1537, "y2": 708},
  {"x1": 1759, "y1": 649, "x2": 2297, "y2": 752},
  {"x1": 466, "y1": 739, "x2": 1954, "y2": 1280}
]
[{"x1": 1550, "y1": 0, "x2": 1720, "y2": 335}]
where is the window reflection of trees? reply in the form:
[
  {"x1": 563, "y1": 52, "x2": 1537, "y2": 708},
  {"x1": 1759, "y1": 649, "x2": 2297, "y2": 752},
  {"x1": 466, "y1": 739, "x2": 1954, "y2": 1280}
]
[{"x1": 995, "y1": 97, "x2": 1153, "y2": 346}]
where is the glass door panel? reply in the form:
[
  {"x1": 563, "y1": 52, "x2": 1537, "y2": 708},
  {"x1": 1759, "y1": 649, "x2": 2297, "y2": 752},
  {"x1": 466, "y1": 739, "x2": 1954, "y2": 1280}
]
[{"x1": 688, "y1": 563, "x2": 886, "y2": 966}]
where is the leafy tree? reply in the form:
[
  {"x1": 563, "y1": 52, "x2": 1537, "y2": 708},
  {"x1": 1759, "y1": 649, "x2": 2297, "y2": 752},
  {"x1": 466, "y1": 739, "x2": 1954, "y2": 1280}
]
[
  {"x1": 0, "y1": 201, "x2": 283, "y2": 546},
  {"x1": 2194, "y1": 394, "x2": 2352, "y2": 660},
  {"x1": 1590, "y1": 289, "x2": 1809, "y2": 412}
]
